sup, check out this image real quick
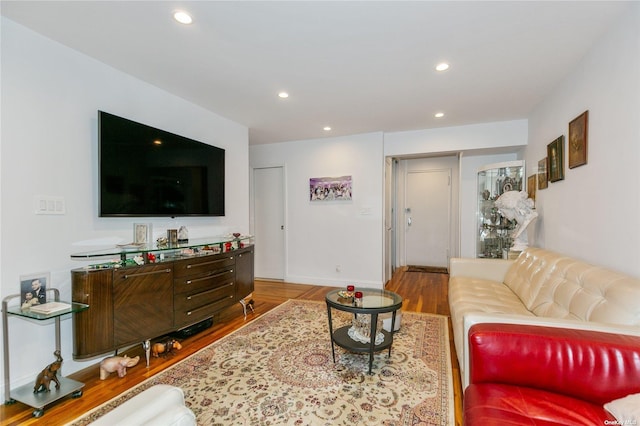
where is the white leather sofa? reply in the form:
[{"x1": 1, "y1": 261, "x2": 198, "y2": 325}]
[
  {"x1": 449, "y1": 247, "x2": 640, "y2": 388},
  {"x1": 90, "y1": 384, "x2": 196, "y2": 425}
]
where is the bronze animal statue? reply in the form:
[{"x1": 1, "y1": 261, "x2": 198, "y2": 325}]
[
  {"x1": 151, "y1": 339, "x2": 182, "y2": 357},
  {"x1": 33, "y1": 350, "x2": 63, "y2": 393},
  {"x1": 99, "y1": 355, "x2": 140, "y2": 380}
]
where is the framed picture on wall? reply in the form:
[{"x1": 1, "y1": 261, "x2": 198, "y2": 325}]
[
  {"x1": 309, "y1": 176, "x2": 352, "y2": 201},
  {"x1": 547, "y1": 136, "x2": 565, "y2": 182},
  {"x1": 568, "y1": 110, "x2": 588, "y2": 169},
  {"x1": 527, "y1": 174, "x2": 537, "y2": 203},
  {"x1": 538, "y1": 158, "x2": 548, "y2": 189}
]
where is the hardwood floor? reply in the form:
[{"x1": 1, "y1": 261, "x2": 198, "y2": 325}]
[{"x1": 0, "y1": 268, "x2": 462, "y2": 425}]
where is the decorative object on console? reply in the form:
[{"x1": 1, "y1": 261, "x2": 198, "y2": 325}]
[
  {"x1": 547, "y1": 135, "x2": 565, "y2": 182},
  {"x1": 151, "y1": 339, "x2": 182, "y2": 357},
  {"x1": 494, "y1": 190, "x2": 538, "y2": 252},
  {"x1": 537, "y1": 158, "x2": 548, "y2": 189},
  {"x1": 33, "y1": 350, "x2": 63, "y2": 393},
  {"x1": 99, "y1": 355, "x2": 140, "y2": 380},
  {"x1": 178, "y1": 226, "x2": 189, "y2": 242},
  {"x1": 133, "y1": 223, "x2": 152, "y2": 244},
  {"x1": 167, "y1": 229, "x2": 178, "y2": 244},
  {"x1": 309, "y1": 175, "x2": 353, "y2": 201},
  {"x1": 569, "y1": 110, "x2": 588, "y2": 169}
]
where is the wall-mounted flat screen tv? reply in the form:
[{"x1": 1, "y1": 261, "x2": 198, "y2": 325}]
[{"x1": 99, "y1": 111, "x2": 225, "y2": 217}]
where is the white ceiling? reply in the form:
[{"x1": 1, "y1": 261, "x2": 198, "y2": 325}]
[{"x1": 1, "y1": 1, "x2": 630, "y2": 145}]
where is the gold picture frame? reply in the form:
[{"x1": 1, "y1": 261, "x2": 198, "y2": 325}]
[
  {"x1": 547, "y1": 136, "x2": 565, "y2": 182},
  {"x1": 527, "y1": 174, "x2": 537, "y2": 203},
  {"x1": 538, "y1": 158, "x2": 548, "y2": 190},
  {"x1": 568, "y1": 110, "x2": 588, "y2": 169}
]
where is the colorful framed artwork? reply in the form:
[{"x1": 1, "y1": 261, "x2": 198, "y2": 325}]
[
  {"x1": 310, "y1": 176, "x2": 352, "y2": 201},
  {"x1": 568, "y1": 110, "x2": 588, "y2": 169},
  {"x1": 538, "y1": 158, "x2": 548, "y2": 190},
  {"x1": 527, "y1": 174, "x2": 536, "y2": 203},
  {"x1": 547, "y1": 136, "x2": 565, "y2": 182}
]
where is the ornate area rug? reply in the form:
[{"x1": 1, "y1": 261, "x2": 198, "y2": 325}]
[{"x1": 69, "y1": 300, "x2": 453, "y2": 425}]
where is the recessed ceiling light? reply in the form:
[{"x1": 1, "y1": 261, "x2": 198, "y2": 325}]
[
  {"x1": 153, "y1": 140, "x2": 162, "y2": 145},
  {"x1": 323, "y1": 126, "x2": 332, "y2": 131},
  {"x1": 434, "y1": 112, "x2": 445, "y2": 118},
  {"x1": 173, "y1": 10, "x2": 193, "y2": 25},
  {"x1": 435, "y1": 63, "x2": 450, "y2": 72},
  {"x1": 278, "y1": 92, "x2": 289, "y2": 99}
]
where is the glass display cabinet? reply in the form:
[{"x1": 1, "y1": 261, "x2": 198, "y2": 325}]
[{"x1": 476, "y1": 161, "x2": 525, "y2": 258}]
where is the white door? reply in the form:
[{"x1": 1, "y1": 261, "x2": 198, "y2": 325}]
[
  {"x1": 253, "y1": 166, "x2": 285, "y2": 280},
  {"x1": 405, "y1": 169, "x2": 450, "y2": 267}
]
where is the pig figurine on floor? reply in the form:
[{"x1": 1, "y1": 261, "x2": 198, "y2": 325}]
[{"x1": 99, "y1": 355, "x2": 140, "y2": 380}]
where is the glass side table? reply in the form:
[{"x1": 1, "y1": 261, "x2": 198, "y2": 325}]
[
  {"x1": 2, "y1": 288, "x2": 89, "y2": 417},
  {"x1": 325, "y1": 288, "x2": 402, "y2": 374}
]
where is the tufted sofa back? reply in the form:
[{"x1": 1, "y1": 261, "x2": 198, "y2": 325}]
[{"x1": 504, "y1": 248, "x2": 640, "y2": 326}]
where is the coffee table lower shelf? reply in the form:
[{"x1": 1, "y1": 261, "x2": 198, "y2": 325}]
[{"x1": 330, "y1": 325, "x2": 393, "y2": 374}]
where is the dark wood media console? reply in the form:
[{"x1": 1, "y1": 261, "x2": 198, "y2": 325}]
[{"x1": 71, "y1": 245, "x2": 254, "y2": 360}]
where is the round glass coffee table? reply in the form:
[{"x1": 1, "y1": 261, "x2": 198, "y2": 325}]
[{"x1": 325, "y1": 288, "x2": 403, "y2": 374}]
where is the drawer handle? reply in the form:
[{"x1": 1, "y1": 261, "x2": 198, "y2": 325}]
[
  {"x1": 185, "y1": 282, "x2": 234, "y2": 300},
  {"x1": 123, "y1": 268, "x2": 171, "y2": 279},
  {"x1": 186, "y1": 258, "x2": 231, "y2": 269},
  {"x1": 184, "y1": 270, "x2": 233, "y2": 285}
]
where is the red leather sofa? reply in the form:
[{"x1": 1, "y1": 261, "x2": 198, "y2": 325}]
[{"x1": 463, "y1": 323, "x2": 640, "y2": 425}]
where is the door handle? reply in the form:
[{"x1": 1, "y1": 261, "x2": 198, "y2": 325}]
[
  {"x1": 280, "y1": 225, "x2": 284, "y2": 230},
  {"x1": 407, "y1": 217, "x2": 412, "y2": 226}
]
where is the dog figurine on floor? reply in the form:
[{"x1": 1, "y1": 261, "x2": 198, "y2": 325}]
[
  {"x1": 151, "y1": 339, "x2": 182, "y2": 357},
  {"x1": 33, "y1": 350, "x2": 63, "y2": 393},
  {"x1": 99, "y1": 355, "x2": 141, "y2": 380}
]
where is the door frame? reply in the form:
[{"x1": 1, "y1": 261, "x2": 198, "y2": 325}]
[
  {"x1": 250, "y1": 164, "x2": 287, "y2": 280},
  {"x1": 388, "y1": 155, "x2": 460, "y2": 270}
]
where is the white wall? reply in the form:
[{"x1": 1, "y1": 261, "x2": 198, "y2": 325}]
[
  {"x1": 526, "y1": 3, "x2": 640, "y2": 276},
  {"x1": 384, "y1": 120, "x2": 528, "y2": 157},
  {"x1": 250, "y1": 133, "x2": 384, "y2": 287},
  {"x1": 0, "y1": 18, "x2": 249, "y2": 396}
]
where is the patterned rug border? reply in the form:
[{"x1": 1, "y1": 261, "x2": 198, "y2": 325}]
[{"x1": 67, "y1": 299, "x2": 454, "y2": 425}]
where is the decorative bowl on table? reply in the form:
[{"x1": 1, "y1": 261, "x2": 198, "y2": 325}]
[{"x1": 337, "y1": 290, "x2": 354, "y2": 300}]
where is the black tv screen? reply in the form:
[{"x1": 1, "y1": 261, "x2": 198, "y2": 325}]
[{"x1": 99, "y1": 111, "x2": 225, "y2": 217}]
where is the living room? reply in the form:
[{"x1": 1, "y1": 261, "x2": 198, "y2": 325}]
[{"x1": 1, "y1": 1, "x2": 639, "y2": 421}]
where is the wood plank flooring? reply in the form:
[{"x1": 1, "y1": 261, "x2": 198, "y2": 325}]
[{"x1": 0, "y1": 268, "x2": 462, "y2": 425}]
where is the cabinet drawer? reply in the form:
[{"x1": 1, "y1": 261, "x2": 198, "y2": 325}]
[
  {"x1": 174, "y1": 269, "x2": 234, "y2": 294},
  {"x1": 173, "y1": 254, "x2": 235, "y2": 278},
  {"x1": 174, "y1": 283, "x2": 235, "y2": 326}
]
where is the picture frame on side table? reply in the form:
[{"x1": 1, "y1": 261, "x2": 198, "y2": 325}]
[
  {"x1": 568, "y1": 110, "x2": 588, "y2": 169},
  {"x1": 20, "y1": 272, "x2": 50, "y2": 308},
  {"x1": 538, "y1": 158, "x2": 548, "y2": 190},
  {"x1": 134, "y1": 223, "x2": 153, "y2": 244},
  {"x1": 547, "y1": 136, "x2": 565, "y2": 182}
]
